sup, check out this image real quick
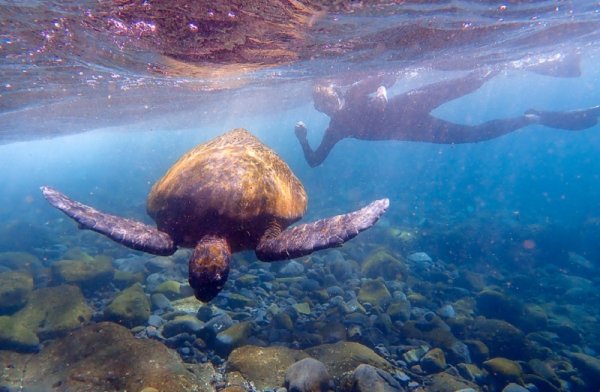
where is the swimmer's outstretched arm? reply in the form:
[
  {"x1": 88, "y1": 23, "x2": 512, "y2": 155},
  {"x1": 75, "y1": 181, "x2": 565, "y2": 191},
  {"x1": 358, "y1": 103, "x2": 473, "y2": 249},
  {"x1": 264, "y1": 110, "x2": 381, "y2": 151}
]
[
  {"x1": 294, "y1": 122, "x2": 341, "y2": 168},
  {"x1": 345, "y1": 74, "x2": 396, "y2": 106},
  {"x1": 394, "y1": 69, "x2": 498, "y2": 113}
]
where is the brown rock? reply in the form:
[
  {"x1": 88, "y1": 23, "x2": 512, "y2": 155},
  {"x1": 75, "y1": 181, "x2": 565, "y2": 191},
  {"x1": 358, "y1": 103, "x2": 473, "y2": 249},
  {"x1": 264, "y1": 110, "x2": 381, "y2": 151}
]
[
  {"x1": 0, "y1": 271, "x2": 33, "y2": 314},
  {"x1": 226, "y1": 342, "x2": 394, "y2": 389},
  {"x1": 424, "y1": 372, "x2": 481, "y2": 392},
  {"x1": 306, "y1": 341, "x2": 394, "y2": 381},
  {"x1": 564, "y1": 351, "x2": 600, "y2": 390},
  {"x1": 522, "y1": 373, "x2": 561, "y2": 392},
  {"x1": 221, "y1": 387, "x2": 246, "y2": 392},
  {"x1": 357, "y1": 279, "x2": 392, "y2": 309},
  {"x1": 421, "y1": 348, "x2": 446, "y2": 374},
  {"x1": 226, "y1": 370, "x2": 247, "y2": 388},
  {"x1": 0, "y1": 322, "x2": 213, "y2": 392},
  {"x1": 464, "y1": 339, "x2": 490, "y2": 363},
  {"x1": 104, "y1": 283, "x2": 150, "y2": 328},
  {"x1": 468, "y1": 317, "x2": 529, "y2": 359},
  {"x1": 483, "y1": 357, "x2": 523, "y2": 384},
  {"x1": 227, "y1": 345, "x2": 309, "y2": 390},
  {"x1": 361, "y1": 248, "x2": 407, "y2": 280},
  {"x1": 0, "y1": 252, "x2": 43, "y2": 275},
  {"x1": 400, "y1": 321, "x2": 459, "y2": 356},
  {"x1": 12, "y1": 285, "x2": 92, "y2": 340},
  {"x1": 51, "y1": 255, "x2": 114, "y2": 290}
]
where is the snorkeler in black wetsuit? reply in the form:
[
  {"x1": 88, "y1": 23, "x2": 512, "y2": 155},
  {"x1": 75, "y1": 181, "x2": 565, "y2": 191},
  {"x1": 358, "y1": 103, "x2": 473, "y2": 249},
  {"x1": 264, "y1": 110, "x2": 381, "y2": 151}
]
[{"x1": 295, "y1": 70, "x2": 600, "y2": 167}]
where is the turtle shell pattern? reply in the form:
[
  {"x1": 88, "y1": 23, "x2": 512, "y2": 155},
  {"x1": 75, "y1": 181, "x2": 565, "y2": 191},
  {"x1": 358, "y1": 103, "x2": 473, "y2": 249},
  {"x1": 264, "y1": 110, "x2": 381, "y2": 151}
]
[{"x1": 147, "y1": 128, "x2": 307, "y2": 251}]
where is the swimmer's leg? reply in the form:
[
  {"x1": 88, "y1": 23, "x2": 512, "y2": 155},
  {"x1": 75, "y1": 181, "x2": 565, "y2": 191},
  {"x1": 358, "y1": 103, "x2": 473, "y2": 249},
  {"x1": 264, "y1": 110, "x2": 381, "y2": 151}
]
[
  {"x1": 420, "y1": 116, "x2": 534, "y2": 144},
  {"x1": 525, "y1": 105, "x2": 600, "y2": 131}
]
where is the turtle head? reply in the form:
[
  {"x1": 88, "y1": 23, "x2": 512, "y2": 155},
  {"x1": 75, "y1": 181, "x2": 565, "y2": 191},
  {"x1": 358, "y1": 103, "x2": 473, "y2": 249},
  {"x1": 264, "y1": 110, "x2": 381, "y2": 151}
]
[{"x1": 189, "y1": 236, "x2": 231, "y2": 302}]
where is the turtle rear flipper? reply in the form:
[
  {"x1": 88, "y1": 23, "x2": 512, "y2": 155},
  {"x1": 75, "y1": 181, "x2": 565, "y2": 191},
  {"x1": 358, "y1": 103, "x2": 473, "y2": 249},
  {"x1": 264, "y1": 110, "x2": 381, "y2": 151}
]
[
  {"x1": 256, "y1": 198, "x2": 389, "y2": 261},
  {"x1": 41, "y1": 186, "x2": 176, "y2": 256}
]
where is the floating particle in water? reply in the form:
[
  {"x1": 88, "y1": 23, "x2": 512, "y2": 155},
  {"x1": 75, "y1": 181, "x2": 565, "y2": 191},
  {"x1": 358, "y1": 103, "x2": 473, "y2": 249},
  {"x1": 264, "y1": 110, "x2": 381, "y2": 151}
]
[{"x1": 522, "y1": 239, "x2": 536, "y2": 250}]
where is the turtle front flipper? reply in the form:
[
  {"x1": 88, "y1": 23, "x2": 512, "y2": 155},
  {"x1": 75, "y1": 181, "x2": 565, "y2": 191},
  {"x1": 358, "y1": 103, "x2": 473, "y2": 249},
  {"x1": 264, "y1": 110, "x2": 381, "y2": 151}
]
[
  {"x1": 41, "y1": 186, "x2": 176, "y2": 256},
  {"x1": 256, "y1": 198, "x2": 389, "y2": 261}
]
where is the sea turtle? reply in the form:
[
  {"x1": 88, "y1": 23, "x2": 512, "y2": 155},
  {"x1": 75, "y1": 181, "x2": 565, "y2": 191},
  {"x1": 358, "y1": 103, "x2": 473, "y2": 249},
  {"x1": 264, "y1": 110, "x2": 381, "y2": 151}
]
[{"x1": 41, "y1": 128, "x2": 389, "y2": 302}]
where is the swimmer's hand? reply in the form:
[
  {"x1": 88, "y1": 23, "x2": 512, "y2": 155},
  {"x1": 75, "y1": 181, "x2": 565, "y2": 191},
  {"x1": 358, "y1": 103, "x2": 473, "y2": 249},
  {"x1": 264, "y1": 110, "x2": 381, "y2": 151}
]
[{"x1": 295, "y1": 121, "x2": 308, "y2": 139}]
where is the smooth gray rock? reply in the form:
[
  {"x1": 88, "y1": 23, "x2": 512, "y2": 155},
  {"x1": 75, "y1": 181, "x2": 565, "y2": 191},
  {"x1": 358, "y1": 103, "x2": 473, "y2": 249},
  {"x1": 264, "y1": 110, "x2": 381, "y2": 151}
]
[
  {"x1": 280, "y1": 261, "x2": 305, "y2": 277},
  {"x1": 198, "y1": 313, "x2": 234, "y2": 341},
  {"x1": 350, "y1": 364, "x2": 404, "y2": 392},
  {"x1": 284, "y1": 358, "x2": 334, "y2": 392},
  {"x1": 151, "y1": 293, "x2": 173, "y2": 311},
  {"x1": 148, "y1": 314, "x2": 164, "y2": 328},
  {"x1": 501, "y1": 383, "x2": 529, "y2": 392},
  {"x1": 163, "y1": 316, "x2": 203, "y2": 338},
  {"x1": 407, "y1": 252, "x2": 432, "y2": 263}
]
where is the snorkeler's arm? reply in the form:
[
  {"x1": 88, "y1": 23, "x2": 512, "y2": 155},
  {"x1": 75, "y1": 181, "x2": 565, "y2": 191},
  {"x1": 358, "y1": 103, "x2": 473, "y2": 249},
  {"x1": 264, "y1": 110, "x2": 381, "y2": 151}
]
[
  {"x1": 345, "y1": 74, "x2": 396, "y2": 106},
  {"x1": 294, "y1": 122, "x2": 340, "y2": 168},
  {"x1": 403, "y1": 69, "x2": 498, "y2": 112}
]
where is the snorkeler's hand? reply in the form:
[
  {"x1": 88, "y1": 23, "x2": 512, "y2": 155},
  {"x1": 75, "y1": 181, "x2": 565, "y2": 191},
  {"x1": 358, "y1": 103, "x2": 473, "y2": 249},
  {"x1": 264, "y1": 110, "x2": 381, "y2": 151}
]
[{"x1": 294, "y1": 121, "x2": 308, "y2": 140}]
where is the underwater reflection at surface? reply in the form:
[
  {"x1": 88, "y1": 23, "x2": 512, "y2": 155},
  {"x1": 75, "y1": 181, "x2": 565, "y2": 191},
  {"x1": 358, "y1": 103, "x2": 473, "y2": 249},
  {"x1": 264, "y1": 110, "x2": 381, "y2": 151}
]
[{"x1": 2, "y1": 1, "x2": 600, "y2": 142}]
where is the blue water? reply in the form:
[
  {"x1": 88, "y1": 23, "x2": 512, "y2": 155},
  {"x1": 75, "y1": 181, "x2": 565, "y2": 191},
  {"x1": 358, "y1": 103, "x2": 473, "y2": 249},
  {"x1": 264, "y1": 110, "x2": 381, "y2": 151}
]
[{"x1": 3, "y1": 61, "x2": 600, "y2": 258}]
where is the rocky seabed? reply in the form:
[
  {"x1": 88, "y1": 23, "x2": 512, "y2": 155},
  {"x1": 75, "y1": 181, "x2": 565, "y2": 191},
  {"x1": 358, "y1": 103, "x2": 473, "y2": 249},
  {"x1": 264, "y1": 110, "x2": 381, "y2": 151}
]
[{"x1": 0, "y1": 240, "x2": 599, "y2": 392}]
